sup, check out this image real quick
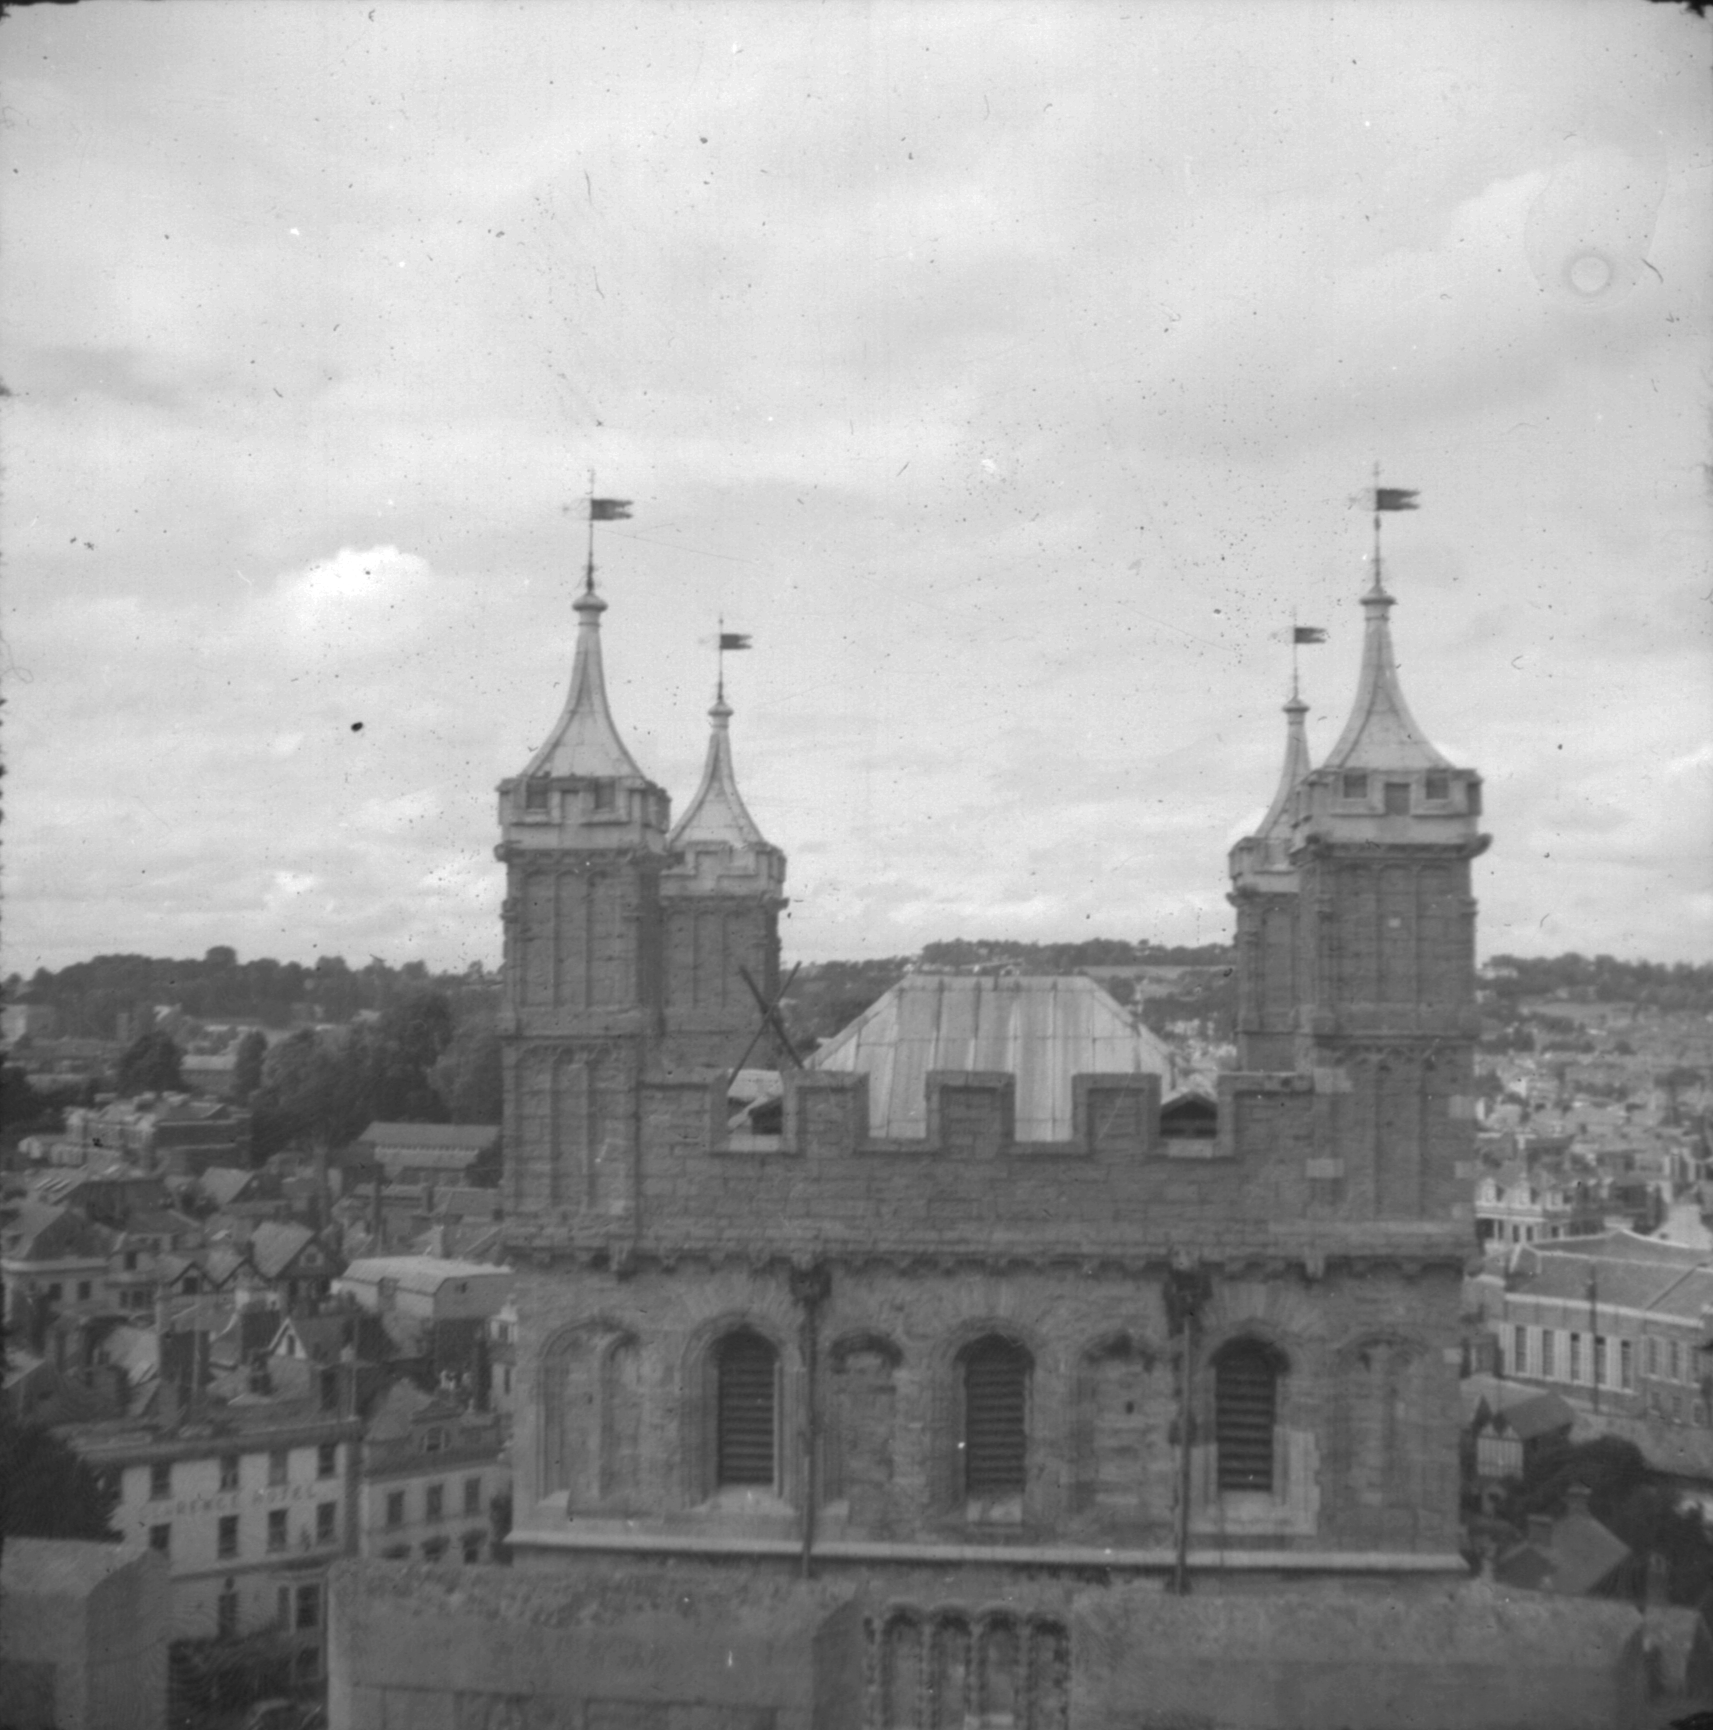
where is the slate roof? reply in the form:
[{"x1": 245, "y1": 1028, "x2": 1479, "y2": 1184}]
[
  {"x1": 339, "y1": 1256, "x2": 513, "y2": 1296},
  {"x1": 358, "y1": 1123, "x2": 500, "y2": 1152},
  {"x1": 199, "y1": 1166, "x2": 258, "y2": 1207},
  {"x1": 1508, "y1": 1233, "x2": 1713, "y2": 1320},
  {"x1": 273, "y1": 1309, "x2": 398, "y2": 1366},
  {"x1": 810, "y1": 973, "x2": 1174, "y2": 1142},
  {"x1": 1, "y1": 1202, "x2": 112, "y2": 1262},
  {"x1": 1498, "y1": 1503, "x2": 1630, "y2": 1597},
  {"x1": 248, "y1": 1220, "x2": 338, "y2": 1280}
]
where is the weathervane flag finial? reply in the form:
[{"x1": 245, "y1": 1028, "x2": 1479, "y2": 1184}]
[
  {"x1": 715, "y1": 624, "x2": 752, "y2": 701},
  {"x1": 580, "y1": 477, "x2": 633, "y2": 594},
  {"x1": 1354, "y1": 466, "x2": 1422, "y2": 590}
]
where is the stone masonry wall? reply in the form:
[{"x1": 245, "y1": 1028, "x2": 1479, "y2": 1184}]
[
  {"x1": 328, "y1": 1556, "x2": 1692, "y2": 1730},
  {"x1": 509, "y1": 1258, "x2": 1463, "y2": 1558},
  {"x1": 504, "y1": 1064, "x2": 1472, "y2": 1266}
]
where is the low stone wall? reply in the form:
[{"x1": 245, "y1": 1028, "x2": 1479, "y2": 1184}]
[
  {"x1": 1073, "y1": 1576, "x2": 1657, "y2": 1729},
  {"x1": 328, "y1": 1555, "x2": 1707, "y2": 1730},
  {"x1": 0, "y1": 1539, "x2": 168, "y2": 1730},
  {"x1": 327, "y1": 1557, "x2": 855, "y2": 1730}
]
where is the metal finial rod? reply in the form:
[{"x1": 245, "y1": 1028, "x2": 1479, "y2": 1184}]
[{"x1": 1370, "y1": 459, "x2": 1384, "y2": 592}]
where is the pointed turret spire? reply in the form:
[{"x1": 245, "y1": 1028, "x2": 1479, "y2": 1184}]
[
  {"x1": 1257, "y1": 680, "x2": 1312, "y2": 841},
  {"x1": 1229, "y1": 680, "x2": 1314, "y2": 892},
  {"x1": 670, "y1": 692, "x2": 773, "y2": 855},
  {"x1": 521, "y1": 582, "x2": 650, "y2": 783},
  {"x1": 1320, "y1": 578, "x2": 1451, "y2": 771},
  {"x1": 497, "y1": 576, "x2": 670, "y2": 855}
]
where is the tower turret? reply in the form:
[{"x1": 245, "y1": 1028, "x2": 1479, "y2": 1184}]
[
  {"x1": 496, "y1": 577, "x2": 670, "y2": 1227},
  {"x1": 1284, "y1": 573, "x2": 1490, "y2": 1220},
  {"x1": 659, "y1": 691, "x2": 788, "y2": 1072},
  {"x1": 1228, "y1": 684, "x2": 1312, "y2": 1069},
  {"x1": 497, "y1": 583, "x2": 672, "y2": 855}
]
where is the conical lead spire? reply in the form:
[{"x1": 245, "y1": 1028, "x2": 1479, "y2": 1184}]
[
  {"x1": 1321, "y1": 580, "x2": 1451, "y2": 771},
  {"x1": 522, "y1": 583, "x2": 650, "y2": 782},
  {"x1": 1229, "y1": 681, "x2": 1314, "y2": 890},
  {"x1": 670, "y1": 694, "x2": 770, "y2": 853},
  {"x1": 1257, "y1": 684, "x2": 1312, "y2": 840}
]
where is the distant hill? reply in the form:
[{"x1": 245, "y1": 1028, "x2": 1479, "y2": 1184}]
[
  {"x1": 776, "y1": 938, "x2": 1239, "y2": 1051},
  {"x1": 1485, "y1": 955, "x2": 1713, "y2": 1016},
  {"x1": 5, "y1": 949, "x2": 497, "y2": 1040}
]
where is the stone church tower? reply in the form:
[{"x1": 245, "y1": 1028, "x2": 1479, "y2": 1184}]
[
  {"x1": 494, "y1": 576, "x2": 673, "y2": 1229},
  {"x1": 493, "y1": 561, "x2": 1491, "y2": 1721}
]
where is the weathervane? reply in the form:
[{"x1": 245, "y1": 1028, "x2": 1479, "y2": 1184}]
[{"x1": 583, "y1": 471, "x2": 632, "y2": 593}]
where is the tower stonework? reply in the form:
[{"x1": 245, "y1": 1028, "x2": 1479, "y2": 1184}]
[
  {"x1": 479, "y1": 557, "x2": 1511, "y2": 1727},
  {"x1": 659, "y1": 693, "x2": 787, "y2": 1073},
  {"x1": 1284, "y1": 576, "x2": 1487, "y2": 1226},
  {"x1": 495, "y1": 582, "x2": 672, "y2": 1232},
  {"x1": 1228, "y1": 686, "x2": 1311, "y2": 1072}
]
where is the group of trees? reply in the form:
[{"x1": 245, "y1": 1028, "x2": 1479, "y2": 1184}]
[
  {"x1": 0, "y1": 1400, "x2": 118, "y2": 1542},
  {"x1": 95, "y1": 991, "x2": 502, "y2": 1159},
  {"x1": 1487, "y1": 954, "x2": 1713, "y2": 1015},
  {"x1": 5, "y1": 948, "x2": 496, "y2": 1039},
  {"x1": 1486, "y1": 1434, "x2": 1713, "y2": 1607},
  {"x1": 244, "y1": 993, "x2": 500, "y2": 1158},
  {"x1": 779, "y1": 939, "x2": 1241, "y2": 1051}
]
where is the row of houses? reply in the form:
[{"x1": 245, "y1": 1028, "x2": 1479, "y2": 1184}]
[{"x1": 15, "y1": 1254, "x2": 516, "y2": 1692}]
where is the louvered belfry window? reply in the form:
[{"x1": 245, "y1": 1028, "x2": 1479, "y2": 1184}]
[
  {"x1": 1215, "y1": 1340, "x2": 1280, "y2": 1492},
  {"x1": 715, "y1": 1330, "x2": 778, "y2": 1487},
  {"x1": 963, "y1": 1337, "x2": 1029, "y2": 1495}
]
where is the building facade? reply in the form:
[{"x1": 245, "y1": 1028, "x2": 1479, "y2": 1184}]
[
  {"x1": 492, "y1": 556, "x2": 1489, "y2": 1661},
  {"x1": 70, "y1": 1402, "x2": 361, "y2": 1684},
  {"x1": 356, "y1": 1381, "x2": 509, "y2": 1566}
]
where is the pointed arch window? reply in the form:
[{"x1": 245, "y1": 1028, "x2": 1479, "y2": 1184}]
[
  {"x1": 715, "y1": 1329, "x2": 778, "y2": 1488},
  {"x1": 1214, "y1": 1339, "x2": 1283, "y2": 1493}
]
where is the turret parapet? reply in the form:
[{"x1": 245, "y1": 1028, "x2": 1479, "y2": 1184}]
[{"x1": 497, "y1": 583, "x2": 671, "y2": 857}]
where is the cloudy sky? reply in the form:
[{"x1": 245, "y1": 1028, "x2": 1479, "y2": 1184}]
[{"x1": 2, "y1": 1, "x2": 1708, "y2": 978}]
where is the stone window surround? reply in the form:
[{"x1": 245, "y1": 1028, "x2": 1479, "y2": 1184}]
[{"x1": 525, "y1": 1308, "x2": 1437, "y2": 1545}]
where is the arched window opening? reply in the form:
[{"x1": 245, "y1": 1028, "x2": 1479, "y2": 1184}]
[
  {"x1": 715, "y1": 1329, "x2": 778, "y2": 1488},
  {"x1": 963, "y1": 1336, "x2": 1029, "y2": 1497},
  {"x1": 599, "y1": 1336, "x2": 642, "y2": 1502},
  {"x1": 1160, "y1": 1091, "x2": 1217, "y2": 1141},
  {"x1": 1215, "y1": 1339, "x2": 1282, "y2": 1493},
  {"x1": 879, "y1": 1612, "x2": 925, "y2": 1729}
]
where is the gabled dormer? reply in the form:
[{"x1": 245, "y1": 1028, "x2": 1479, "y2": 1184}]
[{"x1": 497, "y1": 581, "x2": 671, "y2": 858}]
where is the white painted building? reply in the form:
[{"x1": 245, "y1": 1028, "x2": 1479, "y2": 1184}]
[
  {"x1": 357, "y1": 1381, "x2": 508, "y2": 1565},
  {"x1": 334, "y1": 1255, "x2": 513, "y2": 1324},
  {"x1": 67, "y1": 1399, "x2": 362, "y2": 1686}
]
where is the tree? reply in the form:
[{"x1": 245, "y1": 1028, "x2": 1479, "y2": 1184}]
[
  {"x1": 432, "y1": 1012, "x2": 503, "y2": 1124},
  {"x1": 232, "y1": 1028, "x2": 267, "y2": 1104},
  {"x1": 249, "y1": 1026, "x2": 375, "y2": 1159},
  {"x1": 371, "y1": 992, "x2": 454, "y2": 1122},
  {"x1": 0, "y1": 1405, "x2": 119, "y2": 1540},
  {"x1": 116, "y1": 1029, "x2": 184, "y2": 1096}
]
